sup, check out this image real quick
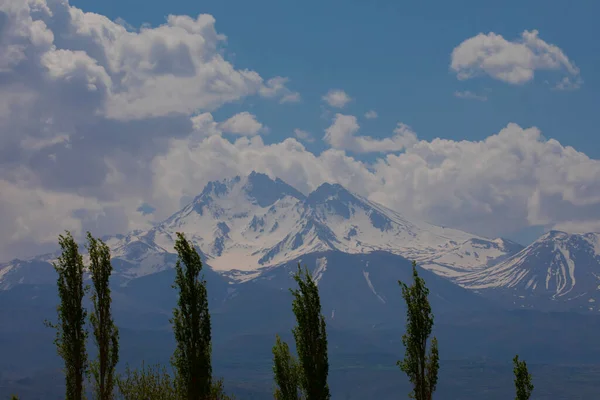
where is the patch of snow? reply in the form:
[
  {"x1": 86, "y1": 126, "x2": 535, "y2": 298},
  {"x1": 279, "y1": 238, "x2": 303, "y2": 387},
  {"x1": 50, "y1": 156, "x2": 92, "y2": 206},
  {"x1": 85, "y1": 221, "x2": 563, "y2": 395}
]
[
  {"x1": 553, "y1": 242, "x2": 576, "y2": 297},
  {"x1": 209, "y1": 251, "x2": 263, "y2": 272},
  {"x1": 362, "y1": 270, "x2": 386, "y2": 304},
  {"x1": 222, "y1": 269, "x2": 263, "y2": 283},
  {"x1": 313, "y1": 257, "x2": 327, "y2": 285},
  {"x1": 525, "y1": 277, "x2": 536, "y2": 290},
  {"x1": 0, "y1": 265, "x2": 14, "y2": 281},
  {"x1": 585, "y1": 233, "x2": 600, "y2": 257}
]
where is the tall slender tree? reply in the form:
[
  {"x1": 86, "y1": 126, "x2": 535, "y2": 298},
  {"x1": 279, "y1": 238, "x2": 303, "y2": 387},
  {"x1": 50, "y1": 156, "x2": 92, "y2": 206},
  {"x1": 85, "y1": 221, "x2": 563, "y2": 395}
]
[
  {"x1": 290, "y1": 264, "x2": 330, "y2": 400},
  {"x1": 513, "y1": 355, "x2": 534, "y2": 400},
  {"x1": 272, "y1": 334, "x2": 300, "y2": 400},
  {"x1": 87, "y1": 232, "x2": 119, "y2": 400},
  {"x1": 45, "y1": 231, "x2": 89, "y2": 400},
  {"x1": 170, "y1": 232, "x2": 212, "y2": 399},
  {"x1": 398, "y1": 261, "x2": 439, "y2": 400}
]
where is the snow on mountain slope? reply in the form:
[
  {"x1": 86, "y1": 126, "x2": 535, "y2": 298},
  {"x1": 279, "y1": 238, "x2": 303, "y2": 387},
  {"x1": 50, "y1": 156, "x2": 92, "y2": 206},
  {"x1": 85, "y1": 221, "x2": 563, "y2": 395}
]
[
  {"x1": 103, "y1": 172, "x2": 309, "y2": 281},
  {"x1": 422, "y1": 237, "x2": 523, "y2": 278},
  {"x1": 457, "y1": 231, "x2": 600, "y2": 311},
  {"x1": 289, "y1": 182, "x2": 519, "y2": 278},
  {"x1": 0, "y1": 259, "x2": 62, "y2": 290},
  {"x1": 0, "y1": 172, "x2": 520, "y2": 287}
]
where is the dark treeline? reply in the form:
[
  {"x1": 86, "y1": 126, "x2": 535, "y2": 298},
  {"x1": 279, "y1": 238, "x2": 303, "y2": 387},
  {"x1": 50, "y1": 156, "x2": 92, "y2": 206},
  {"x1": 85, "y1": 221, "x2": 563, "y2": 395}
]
[{"x1": 11, "y1": 232, "x2": 534, "y2": 399}]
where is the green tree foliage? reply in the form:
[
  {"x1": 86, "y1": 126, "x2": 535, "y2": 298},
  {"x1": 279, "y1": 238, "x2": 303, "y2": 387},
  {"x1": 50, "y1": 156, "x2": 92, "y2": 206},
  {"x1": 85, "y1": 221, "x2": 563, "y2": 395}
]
[
  {"x1": 290, "y1": 264, "x2": 330, "y2": 400},
  {"x1": 513, "y1": 355, "x2": 534, "y2": 400},
  {"x1": 45, "y1": 231, "x2": 89, "y2": 400},
  {"x1": 272, "y1": 334, "x2": 300, "y2": 400},
  {"x1": 170, "y1": 232, "x2": 212, "y2": 399},
  {"x1": 115, "y1": 363, "x2": 233, "y2": 400},
  {"x1": 209, "y1": 378, "x2": 236, "y2": 400},
  {"x1": 398, "y1": 261, "x2": 439, "y2": 400},
  {"x1": 10, "y1": 395, "x2": 19, "y2": 399},
  {"x1": 116, "y1": 362, "x2": 177, "y2": 400},
  {"x1": 87, "y1": 232, "x2": 120, "y2": 400}
]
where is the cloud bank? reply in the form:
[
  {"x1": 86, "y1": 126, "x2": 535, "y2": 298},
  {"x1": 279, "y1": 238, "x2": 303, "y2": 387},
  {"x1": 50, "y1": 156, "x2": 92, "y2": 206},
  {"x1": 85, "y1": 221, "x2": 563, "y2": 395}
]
[{"x1": 153, "y1": 123, "x2": 600, "y2": 243}]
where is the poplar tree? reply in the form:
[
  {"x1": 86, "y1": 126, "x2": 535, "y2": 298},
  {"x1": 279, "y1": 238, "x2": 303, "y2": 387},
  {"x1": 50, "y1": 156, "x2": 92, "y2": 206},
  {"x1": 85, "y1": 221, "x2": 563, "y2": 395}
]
[
  {"x1": 45, "y1": 231, "x2": 88, "y2": 400},
  {"x1": 87, "y1": 232, "x2": 119, "y2": 400},
  {"x1": 272, "y1": 334, "x2": 300, "y2": 400},
  {"x1": 290, "y1": 264, "x2": 330, "y2": 400},
  {"x1": 170, "y1": 232, "x2": 212, "y2": 399},
  {"x1": 398, "y1": 261, "x2": 439, "y2": 400},
  {"x1": 513, "y1": 355, "x2": 534, "y2": 400}
]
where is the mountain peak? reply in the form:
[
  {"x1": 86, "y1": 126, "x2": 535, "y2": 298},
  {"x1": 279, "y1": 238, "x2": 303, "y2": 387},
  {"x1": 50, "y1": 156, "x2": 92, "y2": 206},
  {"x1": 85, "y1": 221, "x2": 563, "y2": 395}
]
[
  {"x1": 195, "y1": 176, "x2": 240, "y2": 200},
  {"x1": 306, "y1": 182, "x2": 354, "y2": 205},
  {"x1": 313, "y1": 181, "x2": 346, "y2": 193},
  {"x1": 536, "y1": 231, "x2": 600, "y2": 250},
  {"x1": 540, "y1": 230, "x2": 570, "y2": 240},
  {"x1": 457, "y1": 228, "x2": 600, "y2": 311},
  {"x1": 243, "y1": 171, "x2": 305, "y2": 207},
  {"x1": 190, "y1": 172, "x2": 305, "y2": 215}
]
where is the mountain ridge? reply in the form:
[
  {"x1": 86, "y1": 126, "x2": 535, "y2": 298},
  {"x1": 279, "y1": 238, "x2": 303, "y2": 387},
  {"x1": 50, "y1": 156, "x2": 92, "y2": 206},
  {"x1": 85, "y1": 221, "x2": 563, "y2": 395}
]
[
  {"x1": 3, "y1": 172, "x2": 599, "y2": 313},
  {"x1": 457, "y1": 230, "x2": 600, "y2": 311},
  {"x1": 0, "y1": 172, "x2": 521, "y2": 288}
]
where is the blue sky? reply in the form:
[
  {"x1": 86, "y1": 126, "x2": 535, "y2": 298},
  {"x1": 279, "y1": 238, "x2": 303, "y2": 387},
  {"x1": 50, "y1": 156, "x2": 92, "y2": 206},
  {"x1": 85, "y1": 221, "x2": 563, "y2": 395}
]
[
  {"x1": 73, "y1": 0, "x2": 600, "y2": 158},
  {"x1": 0, "y1": 0, "x2": 599, "y2": 258}
]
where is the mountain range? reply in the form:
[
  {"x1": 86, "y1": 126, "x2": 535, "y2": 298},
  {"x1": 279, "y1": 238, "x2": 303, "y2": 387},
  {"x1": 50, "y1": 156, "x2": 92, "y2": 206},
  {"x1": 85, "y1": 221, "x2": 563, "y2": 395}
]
[
  {"x1": 1, "y1": 171, "x2": 599, "y2": 312},
  {"x1": 2, "y1": 172, "x2": 600, "y2": 398}
]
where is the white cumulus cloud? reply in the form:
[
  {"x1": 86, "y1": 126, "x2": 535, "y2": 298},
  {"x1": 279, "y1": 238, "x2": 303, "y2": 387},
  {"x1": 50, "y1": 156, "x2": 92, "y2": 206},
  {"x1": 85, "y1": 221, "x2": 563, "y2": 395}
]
[
  {"x1": 324, "y1": 114, "x2": 418, "y2": 153},
  {"x1": 190, "y1": 113, "x2": 221, "y2": 137},
  {"x1": 451, "y1": 30, "x2": 581, "y2": 88},
  {"x1": 365, "y1": 110, "x2": 378, "y2": 119},
  {"x1": 322, "y1": 89, "x2": 352, "y2": 108},
  {"x1": 218, "y1": 112, "x2": 264, "y2": 136},
  {"x1": 259, "y1": 77, "x2": 301, "y2": 103},
  {"x1": 0, "y1": 0, "x2": 298, "y2": 122},
  {"x1": 294, "y1": 129, "x2": 314, "y2": 143}
]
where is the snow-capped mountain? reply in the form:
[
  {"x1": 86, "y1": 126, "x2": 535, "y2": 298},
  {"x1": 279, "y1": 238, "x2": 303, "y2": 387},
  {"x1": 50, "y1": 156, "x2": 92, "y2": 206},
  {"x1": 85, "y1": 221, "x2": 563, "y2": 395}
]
[
  {"x1": 457, "y1": 231, "x2": 600, "y2": 312},
  {"x1": 0, "y1": 172, "x2": 520, "y2": 288}
]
